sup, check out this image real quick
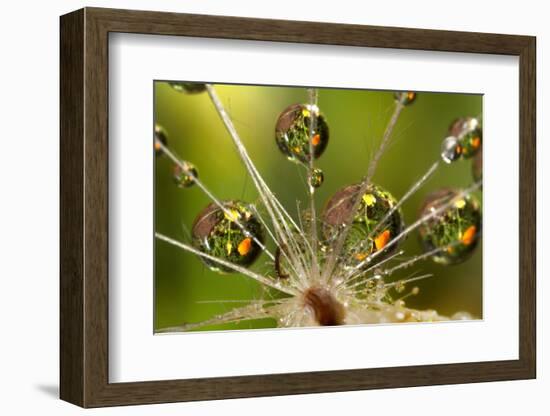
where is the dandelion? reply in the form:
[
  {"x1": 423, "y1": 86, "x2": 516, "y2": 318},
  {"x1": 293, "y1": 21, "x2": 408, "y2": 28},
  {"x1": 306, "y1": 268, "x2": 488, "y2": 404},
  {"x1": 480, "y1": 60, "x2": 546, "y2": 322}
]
[{"x1": 154, "y1": 83, "x2": 482, "y2": 332}]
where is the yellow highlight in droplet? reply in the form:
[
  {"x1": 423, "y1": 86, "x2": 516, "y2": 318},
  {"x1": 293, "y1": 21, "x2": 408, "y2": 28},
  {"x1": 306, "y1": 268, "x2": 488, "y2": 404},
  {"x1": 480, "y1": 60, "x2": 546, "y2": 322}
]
[
  {"x1": 454, "y1": 199, "x2": 466, "y2": 209},
  {"x1": 362, "y1": 193, "x2": 376, "y2": 207},
  {"x1": 224, "y1": 209, "x2": 240, "y2": 222}
]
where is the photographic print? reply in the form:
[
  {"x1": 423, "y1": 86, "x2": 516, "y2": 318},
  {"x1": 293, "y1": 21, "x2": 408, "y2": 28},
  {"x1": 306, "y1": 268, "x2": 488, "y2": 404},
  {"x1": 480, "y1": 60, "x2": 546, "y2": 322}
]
[
  {"x1": 60, "y1": 9, "x2": 535, "y2": 406},
  {"x1": 154, "y1": 82, "x2": 482, "y2": 333}
]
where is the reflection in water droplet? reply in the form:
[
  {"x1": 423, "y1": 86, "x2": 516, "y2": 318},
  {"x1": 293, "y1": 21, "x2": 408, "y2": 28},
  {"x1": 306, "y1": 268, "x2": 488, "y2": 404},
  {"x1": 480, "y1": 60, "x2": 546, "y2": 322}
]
[
  {"x1": 418, "y1": 188, "x2": 481, "y2": 265},
  {"x1": 173, "y1": 162, "x2": 198, "y2": 188},
  {"x1": 441, "y1": 135, "x2": 462, "y2": 163},
  {"x1": 308, "y1": 168, "x2": 324, "y2": 189},
  {"x1": 275, "y1": 103, "x2": 329, "y2": 164},
  {"x1": 321, "y1": 183, "x2": 405, "y2": 270},
  {"x1": 448, "y1": 117, "x2": 482, "y2": 159},
  {"x1": 191, "y1": 200, "x2": 264, "y2": 273}
]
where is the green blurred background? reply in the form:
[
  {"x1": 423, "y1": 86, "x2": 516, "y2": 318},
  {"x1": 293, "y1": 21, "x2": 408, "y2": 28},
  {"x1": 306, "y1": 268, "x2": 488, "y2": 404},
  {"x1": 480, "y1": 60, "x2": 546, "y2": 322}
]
[{"x1": 154, "y1": 82, "x2": 482, "y2": 332}]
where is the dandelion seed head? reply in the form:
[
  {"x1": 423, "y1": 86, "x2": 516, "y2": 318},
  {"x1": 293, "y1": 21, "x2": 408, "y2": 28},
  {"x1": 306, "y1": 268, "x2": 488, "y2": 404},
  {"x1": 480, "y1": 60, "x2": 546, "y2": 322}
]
[{"x1": 155, "y1": 85, "x2": 482, "y2": 332}]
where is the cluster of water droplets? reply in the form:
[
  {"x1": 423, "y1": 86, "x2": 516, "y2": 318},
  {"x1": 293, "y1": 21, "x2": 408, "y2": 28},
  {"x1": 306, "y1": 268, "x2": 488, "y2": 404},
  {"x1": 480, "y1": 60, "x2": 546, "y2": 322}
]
[{"x1": 154, "y1": 84, "x2": 481, "y2": 330}]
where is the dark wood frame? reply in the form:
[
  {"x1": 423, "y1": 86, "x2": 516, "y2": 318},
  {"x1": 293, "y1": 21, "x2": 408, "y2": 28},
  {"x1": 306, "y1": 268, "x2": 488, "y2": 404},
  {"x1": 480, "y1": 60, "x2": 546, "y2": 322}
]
[{"x1": 60, "y1": 7, "x2": 536, "y2": 408}]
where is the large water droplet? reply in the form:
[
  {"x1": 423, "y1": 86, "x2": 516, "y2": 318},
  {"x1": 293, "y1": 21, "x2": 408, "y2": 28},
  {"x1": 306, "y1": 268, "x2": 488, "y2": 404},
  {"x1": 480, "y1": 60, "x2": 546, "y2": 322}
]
[
  {"x1": 448, "y1": 117, "x2": 482, "y2": 159},
  {"x1": 418, "y1": 188, "x2": 481, "y2": 265},
  {"x1": 321, "y1": 183, "x2": 405, "y2": 269},
  {"x1": 275, "y1": 103, "x2": 329, "y2": 164},
  {"x1": 192, "y1": 201, "x2": 264, "y2": 273}
]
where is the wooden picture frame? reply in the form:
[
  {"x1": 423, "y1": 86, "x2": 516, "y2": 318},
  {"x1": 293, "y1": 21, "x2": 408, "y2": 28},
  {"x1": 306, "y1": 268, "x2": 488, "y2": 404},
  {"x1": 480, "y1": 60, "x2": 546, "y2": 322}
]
[{"x1": 60, "y1": 7, "x2": 536, "y2": 408}]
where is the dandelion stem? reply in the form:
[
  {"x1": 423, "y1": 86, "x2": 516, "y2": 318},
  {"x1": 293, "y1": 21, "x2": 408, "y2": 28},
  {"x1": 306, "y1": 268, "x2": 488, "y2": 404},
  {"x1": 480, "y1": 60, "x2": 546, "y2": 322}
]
[
  {"x1": 324, "y1": 101, "x2": 404, "y2": 283},
  {"x1": 155, "y1": 232, "x2": 297, "y2": 296},
  {"x1": 382, "y1": 247, "x2": 445, "y2": 276},
  {"x1": 206, "y1": 84, "x2": 311, "y2": 286},
  {"x1": 384, "y1": 273, "x2": 433, "y2": 288},
  {"x1": 155, "y1": 303, "x2": 274, "y2": 333},
  {"x1": 195, "y1": 299, "x2": 288, "y2": 304},
  {"x1": 306, "y1": 88, "x2": 321, "y2": 279},
  {"x1": 342, "y1": 250, "x2": 404, "y2": 289},
  {"x1": 381, "y1": 228, "x2": 481, "y2": 276},
  {"x1": 368, "y1": 160, "x2": 440, "y2": 240},
  {"x1": 156, "y1": 139, "x2": 275, "y2": 261}
]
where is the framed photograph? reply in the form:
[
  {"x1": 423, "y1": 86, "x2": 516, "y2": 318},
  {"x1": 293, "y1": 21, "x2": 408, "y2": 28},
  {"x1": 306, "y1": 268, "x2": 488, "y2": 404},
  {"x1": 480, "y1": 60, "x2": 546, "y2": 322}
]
[{"x1": 60, "y1": 7, "x2": 536, "y2": 408}]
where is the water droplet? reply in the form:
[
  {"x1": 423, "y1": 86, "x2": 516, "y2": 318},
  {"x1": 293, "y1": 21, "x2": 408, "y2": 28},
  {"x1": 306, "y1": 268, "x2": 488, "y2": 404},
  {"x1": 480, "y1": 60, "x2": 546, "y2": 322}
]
[
  {"x1": 308, "y1": 168, "x2": 324, "y2": 189},
  {"x1": 394, "y1": 91, "x2": 417, "y2": 106},
  {"x1": 418, "y1": 188, "x2": 481, "y2": 265},
  {"x1": 321, "y1": 183, "x2": 405, "y2": 269},
  {"x1": 275, "y1": 103, "x2": 329, "y2": 163},
  {"x1": 441, "y1": 135, "x2": 462, "y2": 163},
  {"x1": 168, "y1": 82, "x2": 206, "y2": 94},
  {"x1": 154, "y1": 124, "x2": 168, "y2": 156},
  {"x1": 173, "y1": 162, "x2": 198, "y2": 188},
  {"x1": 192, "y1": 200, "x2": 264, "y2": 273},
  {"x1": 448, "y1": 117, "x2": 482, "y2": 158}
]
